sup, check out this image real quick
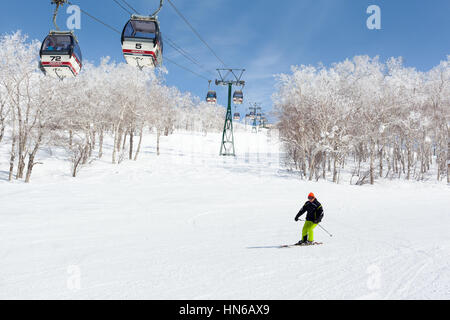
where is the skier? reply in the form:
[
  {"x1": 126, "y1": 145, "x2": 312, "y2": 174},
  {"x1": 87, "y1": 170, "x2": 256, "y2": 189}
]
[{"x1": 294, "y1": 193, "x2": 324, "y2": 245}]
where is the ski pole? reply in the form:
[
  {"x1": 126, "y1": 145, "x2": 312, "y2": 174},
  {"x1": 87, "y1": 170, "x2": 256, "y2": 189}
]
[
  {"x1": 298, "y1": 219, "x2": 333, "y2": 237},
  {"x1": 317, "y1": 224, "x2": 333, "y2": 237}
]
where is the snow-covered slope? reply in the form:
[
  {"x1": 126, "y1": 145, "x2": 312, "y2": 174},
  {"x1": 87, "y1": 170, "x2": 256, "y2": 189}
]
[{"x1": 0, "y1": 129, "x2": 449, "y2": 300}]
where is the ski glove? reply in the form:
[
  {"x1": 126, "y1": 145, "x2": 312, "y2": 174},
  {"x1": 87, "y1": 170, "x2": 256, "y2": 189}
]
[{"x1": 314, "y1": 212, "x2": 324, "y2": 224}]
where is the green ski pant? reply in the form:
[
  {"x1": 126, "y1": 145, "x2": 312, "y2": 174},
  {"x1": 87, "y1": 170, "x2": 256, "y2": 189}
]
[{"x1": 302, "y1": 221, "x2": 318, "y2": 242}]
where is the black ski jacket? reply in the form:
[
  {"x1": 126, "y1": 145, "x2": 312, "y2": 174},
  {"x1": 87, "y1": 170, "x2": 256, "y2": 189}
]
[{"x1": 295, "y1": 199, "x2": 324, "y2": 223}]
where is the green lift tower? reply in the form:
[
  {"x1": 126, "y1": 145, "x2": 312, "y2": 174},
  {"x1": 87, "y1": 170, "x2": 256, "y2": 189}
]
[{"x1": 216, "y1": 69, "x2": 245, "y2": 156}]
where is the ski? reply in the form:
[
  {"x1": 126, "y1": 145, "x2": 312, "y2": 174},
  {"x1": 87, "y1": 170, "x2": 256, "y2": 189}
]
[{"x1": 280, "y1": 242, "x2": 323, "y2": 248}]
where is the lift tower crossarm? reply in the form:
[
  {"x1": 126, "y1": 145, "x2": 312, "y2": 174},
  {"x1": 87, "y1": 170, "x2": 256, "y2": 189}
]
[{"x1": 215, "y1": 68, "x2": 245, "y2": 87}]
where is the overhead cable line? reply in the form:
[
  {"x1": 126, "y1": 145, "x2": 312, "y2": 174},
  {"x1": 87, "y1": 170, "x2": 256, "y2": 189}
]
[
  {"x1": 112, "y1": 0, "x2": 207, "y2": 71},
  {"x1": 165, "y1": 37, "x2": 216, "y2": 77},
  {"x1": 69, "y1": 1, "x2": 211, "y2": 81},
  {"x1": 165, "y1": 37, "x2": 200, "y2": 66},
  {"x1": 111, "y1": 0, "x2": 208, "y2": 74},
  {"x1": 119, "y1": 0, "x2": 140, "y2": 14},
  {"x1": 112, "y1": 0, "x2": 133, "y2": 15},
  {"x1": 111, "y1": 0, "x2": 216, "y2": 78},
  {"x1": 165, "y1": 57, "x2": 210, "y2": 81},
  {"x1": 67, "y1": 1, "x2": 122, "y2": 34},
  {"x1": 166, "y1": 0, "x2": 228, "y2": 68}
]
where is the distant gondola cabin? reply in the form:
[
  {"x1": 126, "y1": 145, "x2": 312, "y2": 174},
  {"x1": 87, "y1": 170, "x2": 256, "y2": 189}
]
[
  {"x1": 233, "y1": 90, "x2": 244, "y2": 104},
  {"x1": 206, "y1": 91, "x2": 217, "y2": 104}
]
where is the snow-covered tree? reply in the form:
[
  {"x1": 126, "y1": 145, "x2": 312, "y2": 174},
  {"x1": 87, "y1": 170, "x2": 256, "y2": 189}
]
[
  {"x1": 0, "y1": 31, "x2": 225, "y2": 182},
  {"x1": 274, "y1": 55, "x2": 450, "y2": 184}
]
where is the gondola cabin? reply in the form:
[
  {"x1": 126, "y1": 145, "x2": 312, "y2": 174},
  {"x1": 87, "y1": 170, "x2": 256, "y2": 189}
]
[
  {"x1": 233, "y1": 113, "x2": 241, "y2": 121},
  {"x1": 261, "y1": 117, "x2": 268, "y2": 127},
  {"x1": 206, "y1": 91, "x2": 217, "y2": 104},
  {"x1": 121, "y1": 15, "x2": 163, "y2": 68},
  {"x1": 233, "y1": 90, "x2": 244, "y2": 104},
  {"x1": 39, "y1": 31, "x2": 82, "y2": 79}
]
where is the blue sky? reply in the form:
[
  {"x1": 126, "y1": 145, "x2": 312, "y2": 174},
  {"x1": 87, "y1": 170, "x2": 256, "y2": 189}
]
[{"x1": 1, "y1": 0, "x2": 449, "y2": 116}]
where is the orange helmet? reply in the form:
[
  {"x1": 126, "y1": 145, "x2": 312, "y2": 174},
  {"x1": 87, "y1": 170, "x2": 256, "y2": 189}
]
[{"x1": 308, "y1": 193, "x2": 315, "y2": 199}]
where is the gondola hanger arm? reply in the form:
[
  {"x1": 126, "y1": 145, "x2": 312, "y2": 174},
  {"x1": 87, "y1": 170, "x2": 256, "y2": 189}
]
[
  {"x1": 51, "y1": 0, "x2": 68, "y2": 31},
  {"x1": 151, "y1": 0, "x2": 164, "y2": 18}
]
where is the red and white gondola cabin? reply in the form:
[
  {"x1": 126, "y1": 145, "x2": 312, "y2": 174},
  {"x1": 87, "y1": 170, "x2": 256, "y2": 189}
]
[
  {"x1": 121, "y1": 15, "x2": 163, "y2": 68},
  {"x1": 39, "y1": 31, "x2": 82, "y2": 79}
]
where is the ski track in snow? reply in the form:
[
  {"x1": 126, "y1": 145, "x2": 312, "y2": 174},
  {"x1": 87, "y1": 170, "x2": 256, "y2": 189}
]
[{"x1": 0, "y1": 129, "x2": 449, "y2": 300}]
